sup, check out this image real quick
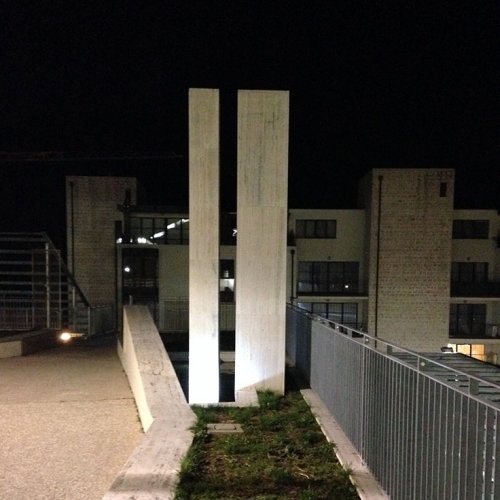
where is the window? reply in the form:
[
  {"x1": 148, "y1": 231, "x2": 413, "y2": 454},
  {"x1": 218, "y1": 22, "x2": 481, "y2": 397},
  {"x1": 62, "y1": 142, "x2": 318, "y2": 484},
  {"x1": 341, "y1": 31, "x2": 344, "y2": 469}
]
[
  {"x1": 452, "y1": 220, "x2": 489, "y2": 239},
  {"x1": 451, "y1": 262, "x2": 488, "y2": 283},
  {"x1": 122, "y1": 249, "x2": 158, "y2": 290},
  {"x1": 296, "y1": 220, "x2": 336, "y2": 238},
  {"x1": 297, "y1": 302, "x2": 358, "y2": 328},
  {"x1": 449, "y1": 304, "x2": 486, "y2": 337},
  {"x1": 130, "y1": 217, "x2": 189, "y2": 245},
  {"x1": 298, "y1": 262, "x2": 359, "y2": 294},
  {"x1": 220, "y1": 260, "x2": 235, "y2": 302}
]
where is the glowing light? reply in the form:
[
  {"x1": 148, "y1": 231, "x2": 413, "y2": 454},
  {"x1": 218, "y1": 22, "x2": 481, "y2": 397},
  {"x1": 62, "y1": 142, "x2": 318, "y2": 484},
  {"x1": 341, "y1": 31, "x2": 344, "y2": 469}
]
[
  {"x1": 116, "y1": 237, "x2": 123, "y2": 243},
  {"x1": 59, "y1": 332, "x2": 85, "y2": 341},
  {"x1": 124, "y1": 266, "x2": 131, "y2": 273},
  {"x1": 167, "y1": 218, "x2": 189, "y2": 230},
  {"x1": 153, "y1": 231, "x2": 165, "y2": 238}
]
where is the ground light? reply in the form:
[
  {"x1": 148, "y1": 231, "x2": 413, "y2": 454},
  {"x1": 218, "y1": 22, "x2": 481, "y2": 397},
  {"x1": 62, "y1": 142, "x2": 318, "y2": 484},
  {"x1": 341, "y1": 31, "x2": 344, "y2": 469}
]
[{"x1": 59, "y1": 332, "x2": 86, "y2": 342}]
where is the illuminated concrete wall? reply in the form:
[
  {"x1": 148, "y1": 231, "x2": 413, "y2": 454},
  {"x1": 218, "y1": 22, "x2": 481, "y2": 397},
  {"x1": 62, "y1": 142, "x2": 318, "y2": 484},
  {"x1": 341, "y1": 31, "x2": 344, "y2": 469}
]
[
  {"x1": 359, "y1": 169, "x2": 454, "y2": 351},
  {"x1": 235, "y1": 90, "x2": 290, "y2": 395},
  {"x1": 188, "y1": 89, "x2": 220, "y2": 403}
]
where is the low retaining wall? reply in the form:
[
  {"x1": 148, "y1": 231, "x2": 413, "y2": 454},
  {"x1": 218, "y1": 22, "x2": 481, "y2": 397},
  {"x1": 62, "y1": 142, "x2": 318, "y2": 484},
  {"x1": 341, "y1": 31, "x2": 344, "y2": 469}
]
[
  {"x1": 103, "y1": 305, "x2": 196, "y2": 500},
  {"x1": 0, "y1": 329, "x2": 60, "y2": 358}
]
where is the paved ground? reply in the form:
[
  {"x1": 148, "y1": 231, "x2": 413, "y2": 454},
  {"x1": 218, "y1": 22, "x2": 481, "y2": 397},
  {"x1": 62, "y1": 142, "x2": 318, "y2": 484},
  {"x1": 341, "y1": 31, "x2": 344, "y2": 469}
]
[{"x1": 0, "y1": 335, "x2": 144, "y2": 500}]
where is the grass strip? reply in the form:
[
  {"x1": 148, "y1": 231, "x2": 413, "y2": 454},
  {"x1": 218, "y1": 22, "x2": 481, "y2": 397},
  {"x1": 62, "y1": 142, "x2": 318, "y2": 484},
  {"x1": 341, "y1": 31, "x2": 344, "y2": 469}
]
[{"x1": 175, "y1": 388, "x2": 360, "y2": 500}]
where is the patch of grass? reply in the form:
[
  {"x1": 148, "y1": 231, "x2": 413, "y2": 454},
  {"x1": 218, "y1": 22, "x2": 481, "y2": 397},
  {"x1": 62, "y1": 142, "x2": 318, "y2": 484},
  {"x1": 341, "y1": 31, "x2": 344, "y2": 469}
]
[{"x1": 175, "y1": 386, "x2": 359, "y2": 500}]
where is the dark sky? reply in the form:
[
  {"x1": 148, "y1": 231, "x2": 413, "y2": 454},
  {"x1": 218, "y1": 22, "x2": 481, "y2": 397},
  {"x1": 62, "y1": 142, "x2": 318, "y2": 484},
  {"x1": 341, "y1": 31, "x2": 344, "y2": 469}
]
[{"x1": 1, "y1": 1, "x2": 499, "y2": 247}]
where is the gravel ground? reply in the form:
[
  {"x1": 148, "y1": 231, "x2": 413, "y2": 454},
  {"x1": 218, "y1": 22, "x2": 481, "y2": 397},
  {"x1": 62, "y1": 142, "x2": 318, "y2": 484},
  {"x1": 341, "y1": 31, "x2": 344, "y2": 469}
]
[{"x1": 0, "y1": 336, "x2": 144, "y2": 500}]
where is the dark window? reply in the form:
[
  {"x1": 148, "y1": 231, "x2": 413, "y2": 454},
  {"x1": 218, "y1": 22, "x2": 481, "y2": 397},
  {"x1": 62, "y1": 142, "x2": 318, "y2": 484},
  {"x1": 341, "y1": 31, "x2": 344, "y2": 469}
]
[
  {"x1": 297, "y1": 302, "x2": 358, "y2": 328},
  {"x1": 452, "y1": 220, "x2": 489, "y2": 239},
  {"x1": 440, "y1": 182, "x2": 447, "y2": 197},
  {"x1": 298, "y1": 262, "x2": 359, "y2": 294},
  {"x1": 296, "y1": 220, "x2": 336, "y2": 238},
  {"x1": 449, "y1": 304, "x2": 486, "y2": 337},
  {"x1": 122, "y1": 249, "x2": 158, "y2": 290},
  {"x1": 451, "y1": 262, "x2": 488, "y2": 283},
  {"x1": 221, "y1": 213, "x2": 237, "y2": 245}
]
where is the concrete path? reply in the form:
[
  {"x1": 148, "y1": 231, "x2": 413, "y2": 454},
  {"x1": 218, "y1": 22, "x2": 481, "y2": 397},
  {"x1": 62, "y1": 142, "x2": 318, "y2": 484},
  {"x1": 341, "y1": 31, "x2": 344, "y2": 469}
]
[{"x1": 0, "y1": 335, "x2": 144, "y2": 500}]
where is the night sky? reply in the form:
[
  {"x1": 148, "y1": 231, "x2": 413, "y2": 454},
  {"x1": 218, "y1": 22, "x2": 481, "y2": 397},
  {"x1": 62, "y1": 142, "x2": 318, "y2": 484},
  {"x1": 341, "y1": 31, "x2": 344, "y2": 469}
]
[{"x1": 1, "y1": 2, "x2": 498, "y2": 248}]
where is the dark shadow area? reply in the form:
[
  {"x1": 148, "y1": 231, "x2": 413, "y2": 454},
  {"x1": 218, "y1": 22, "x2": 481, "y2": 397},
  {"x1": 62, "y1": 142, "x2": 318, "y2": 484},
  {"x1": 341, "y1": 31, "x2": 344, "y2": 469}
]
[{"x1": 160, "y1": 332, "x2": 309, "y2": 403}]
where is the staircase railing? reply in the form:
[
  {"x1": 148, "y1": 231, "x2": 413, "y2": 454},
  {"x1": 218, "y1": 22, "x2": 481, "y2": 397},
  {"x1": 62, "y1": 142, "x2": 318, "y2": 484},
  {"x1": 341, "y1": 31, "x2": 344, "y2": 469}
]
[{"x1": 0, "y1": 232, "x2": 112, "y2": 337}]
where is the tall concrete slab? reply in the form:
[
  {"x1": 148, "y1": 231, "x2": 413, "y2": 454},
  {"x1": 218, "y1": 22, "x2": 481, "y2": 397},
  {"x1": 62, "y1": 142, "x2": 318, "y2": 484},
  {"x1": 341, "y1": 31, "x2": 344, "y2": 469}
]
[
  {"x1": 188, "y1": 89, "x2": 220, "y2": 403},
  {"x1": 235, "y1": 90, "x2": 290, "y2": 395}
]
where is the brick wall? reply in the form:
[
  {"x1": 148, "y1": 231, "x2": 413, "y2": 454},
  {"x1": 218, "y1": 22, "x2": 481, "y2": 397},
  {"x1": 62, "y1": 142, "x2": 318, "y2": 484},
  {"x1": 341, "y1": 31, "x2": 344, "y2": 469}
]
[
  {"x1": 360, "y1": 169, "x2": 454, "y2": 352},
  {"x1": 66, "y1": 176, "x2": 137, "y2": 308}
]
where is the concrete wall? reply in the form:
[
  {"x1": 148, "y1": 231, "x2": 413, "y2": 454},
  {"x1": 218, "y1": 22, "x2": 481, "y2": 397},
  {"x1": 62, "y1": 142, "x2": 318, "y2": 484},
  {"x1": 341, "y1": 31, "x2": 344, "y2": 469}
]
[
  {"x1": 106, "y1": 305, "x2": 196, "y2": 499},
  {"x1": 66, "y1": 176, "x2": 137, "y2": 307},
  {"x1": 235, "y1": 90, "x2": 289, "y2": 395},
  {"x1": 188, "y1": 88, "x2": 220, "y2": 403},
  {"x1": 159, "y1": 246, "x2": 189, "y2": 298},
  {"x1": 360, "y1": 169, "x2": 454, "y2": 352}
]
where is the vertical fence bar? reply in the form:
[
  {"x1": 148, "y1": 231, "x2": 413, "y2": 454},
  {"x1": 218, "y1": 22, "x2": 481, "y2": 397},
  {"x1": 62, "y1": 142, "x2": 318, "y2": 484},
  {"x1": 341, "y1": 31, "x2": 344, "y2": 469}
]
[
  {"x1": 493, "y1": 411, "x2": 500, "y2": 500},
  {"x1": 286, "y1": 306, "x2": 500, "y2": 500},
  {"x1": 485, "y1": 408, "x2": 495, "y2": 499},
  {"x1": 45, "y1": 243, "x2": 50, "y2": 328}
]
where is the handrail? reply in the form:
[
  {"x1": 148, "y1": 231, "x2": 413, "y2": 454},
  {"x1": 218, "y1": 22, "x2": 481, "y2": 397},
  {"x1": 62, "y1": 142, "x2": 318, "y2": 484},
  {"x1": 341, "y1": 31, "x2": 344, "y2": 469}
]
[
  {"x1": 41, "y1": 232, "x2": 90, "y2": 307},
  {"x1": 288, "y1": 303, "x2": 500, "y2": 409}
]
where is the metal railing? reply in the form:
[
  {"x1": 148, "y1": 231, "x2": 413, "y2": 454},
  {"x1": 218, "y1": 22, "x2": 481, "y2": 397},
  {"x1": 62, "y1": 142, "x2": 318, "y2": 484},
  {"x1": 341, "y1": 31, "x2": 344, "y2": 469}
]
[
  {"x1": 451, "y1": 281, "x2": 500, "y2": 297},
  {"x1": 286, "y1": 304, "x2": 500, "y2": 500},
  {"x1": 0, "y1": 233, "x2": 111, "y2": 337}
]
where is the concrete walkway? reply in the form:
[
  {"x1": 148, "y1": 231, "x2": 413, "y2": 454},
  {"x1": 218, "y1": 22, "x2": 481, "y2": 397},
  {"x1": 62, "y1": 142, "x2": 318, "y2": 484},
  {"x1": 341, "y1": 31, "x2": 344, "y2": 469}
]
[{"x1": 0, "y1": 335, "x2": 144, "y2": 500}]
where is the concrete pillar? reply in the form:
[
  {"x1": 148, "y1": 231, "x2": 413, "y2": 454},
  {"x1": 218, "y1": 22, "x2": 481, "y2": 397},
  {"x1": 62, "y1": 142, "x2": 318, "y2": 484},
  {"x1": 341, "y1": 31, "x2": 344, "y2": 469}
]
[
  {"x1": 188, "y1": 89, "x2": 220, "y2": 403},
  {"x1": 235, "y1": 90, "x2": 290, "y2": 395}
]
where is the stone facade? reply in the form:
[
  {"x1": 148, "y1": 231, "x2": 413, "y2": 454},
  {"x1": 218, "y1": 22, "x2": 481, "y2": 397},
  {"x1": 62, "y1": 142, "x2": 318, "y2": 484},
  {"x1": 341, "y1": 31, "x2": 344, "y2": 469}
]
[
  {"x1": 66, "y1": 176, "x2": 137, "y2": 308},
  {"x1": 359, "y1": 169, "x2": 454, "y2": 351}
]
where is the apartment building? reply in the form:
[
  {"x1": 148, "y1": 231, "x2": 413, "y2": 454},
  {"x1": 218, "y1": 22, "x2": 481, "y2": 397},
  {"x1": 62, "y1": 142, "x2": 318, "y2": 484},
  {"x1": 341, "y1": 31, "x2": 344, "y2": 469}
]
[{"x1": 66, "y1": 168, "x2": 500, "y2": 363}]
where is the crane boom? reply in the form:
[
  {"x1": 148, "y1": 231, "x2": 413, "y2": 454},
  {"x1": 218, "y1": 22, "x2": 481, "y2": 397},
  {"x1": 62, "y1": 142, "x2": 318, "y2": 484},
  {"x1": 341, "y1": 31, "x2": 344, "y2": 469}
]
[{"x1": 0, "y1": 151, "x2": 183, "y2": 162}]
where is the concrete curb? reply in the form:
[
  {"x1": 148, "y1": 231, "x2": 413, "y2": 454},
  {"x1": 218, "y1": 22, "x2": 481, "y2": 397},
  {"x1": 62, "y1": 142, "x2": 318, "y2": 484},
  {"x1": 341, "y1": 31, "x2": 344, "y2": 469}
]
[{"x1": 299, "y1": 388, "x2": 389, "y2": 500}]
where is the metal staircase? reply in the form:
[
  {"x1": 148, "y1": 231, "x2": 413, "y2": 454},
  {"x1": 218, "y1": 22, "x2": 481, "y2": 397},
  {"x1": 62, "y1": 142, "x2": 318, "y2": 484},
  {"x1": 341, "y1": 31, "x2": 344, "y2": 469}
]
[{"x1": 0, "y1": 232, "x2": 112, "y2": 336}]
